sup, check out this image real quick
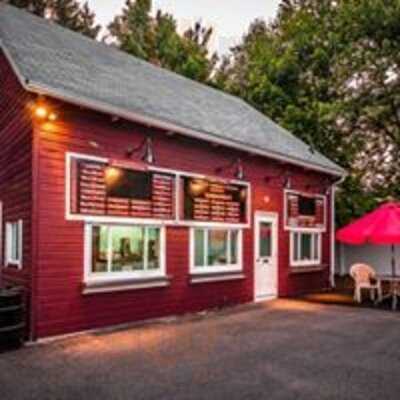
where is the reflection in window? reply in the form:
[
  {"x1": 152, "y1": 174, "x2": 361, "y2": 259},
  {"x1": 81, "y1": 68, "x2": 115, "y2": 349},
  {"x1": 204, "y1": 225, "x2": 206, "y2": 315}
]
[
  {"x1": 208, "y1": 230, "x2": 228, "y2": 266},
  {"x1": 90, "y1": 225, "x2": 162, "y2": 277},
  {"x1": 230, "y1": 230, "x2": 238, "y2": 265},
  {"x1": 194, "y1": 229, "x2": 205, "y2": 267},
  {"x1": 92, "y1": 226, "x2": 108, "y2": 273},
  {"x1": 111, "y1": 226, "x2": 145, "y2": 272},
  {"x1": 147, "y1": 228, "x2": 160, "y2": 270}
]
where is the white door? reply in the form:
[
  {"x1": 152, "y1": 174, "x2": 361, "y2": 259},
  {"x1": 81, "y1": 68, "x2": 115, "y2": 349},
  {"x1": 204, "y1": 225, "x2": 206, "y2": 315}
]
[{"x1": 254, "y1": 212, "x2": 278, "y2": 301}]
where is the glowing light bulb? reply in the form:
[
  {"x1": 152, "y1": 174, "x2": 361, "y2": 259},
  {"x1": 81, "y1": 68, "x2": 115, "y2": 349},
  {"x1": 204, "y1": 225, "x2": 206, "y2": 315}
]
[
  {"x1": 48, "y1": 112, "x2": 58, "y2": 121},
  {"x1": 35, "y1": 106, "x2": 48, "y2": 119},
  {"x1": 105, "y1": 167, "x2": 122, "y2": 186}
]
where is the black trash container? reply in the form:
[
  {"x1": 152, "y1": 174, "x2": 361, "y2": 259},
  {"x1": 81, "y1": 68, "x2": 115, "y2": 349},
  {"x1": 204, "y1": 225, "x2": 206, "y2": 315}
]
[{"x1": 0, "y1": 287, "x2": 24, "y2": 351}]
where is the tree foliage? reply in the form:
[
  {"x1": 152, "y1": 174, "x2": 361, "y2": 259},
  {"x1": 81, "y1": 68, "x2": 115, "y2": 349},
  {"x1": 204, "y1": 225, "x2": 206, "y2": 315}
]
[
  {"x1": 108, "y1": 0, "x2": 217, "y2": 83},
  {"x1": 216, "y1": 0, "x2": 400, "y2": 225},
  {"x1": 2, "y1": 0, "x2": 101, "y2": 38}
]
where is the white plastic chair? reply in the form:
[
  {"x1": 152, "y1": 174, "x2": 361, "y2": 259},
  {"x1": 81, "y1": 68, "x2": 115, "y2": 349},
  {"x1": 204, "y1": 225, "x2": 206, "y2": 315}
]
[{"x1": 350, "y1": 263, "x2": 382, "y2": 304}]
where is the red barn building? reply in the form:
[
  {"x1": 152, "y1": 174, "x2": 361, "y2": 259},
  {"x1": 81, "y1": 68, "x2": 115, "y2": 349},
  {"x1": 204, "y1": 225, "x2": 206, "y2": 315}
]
[{"x1": 0, "y1": 5, "x2": 344, "y2": 340}]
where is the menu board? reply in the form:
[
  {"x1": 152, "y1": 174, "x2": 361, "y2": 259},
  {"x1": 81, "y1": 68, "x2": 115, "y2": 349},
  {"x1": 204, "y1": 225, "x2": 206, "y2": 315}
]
[
  {"x1": 70, "y1": 159, "x2": 175, "y2": 220},
  {"x1": 285, "y1": 191, "x2": 325, "y2": 229},
  {"x1": 182, "y1": 177, "x2": 247, "y2": 224}
]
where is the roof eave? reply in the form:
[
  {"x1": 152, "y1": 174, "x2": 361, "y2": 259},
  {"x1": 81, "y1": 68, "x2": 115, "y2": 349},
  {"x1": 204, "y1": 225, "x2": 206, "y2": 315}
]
[
  {"x1": 28, "y1": 81, "x2": 346, "y2": 177},
  {"x1": 0, "y1": 41, "x2": 345, "y2": 178}
]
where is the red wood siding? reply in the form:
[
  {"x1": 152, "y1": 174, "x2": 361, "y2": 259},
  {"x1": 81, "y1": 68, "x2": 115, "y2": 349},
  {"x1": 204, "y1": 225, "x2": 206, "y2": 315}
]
[
  {"x1": 0, "y1": 52, "x2": 33, "y2": 330},
  {"x1": 31, "y1": 102, "x2": 333, "y2": 338}
]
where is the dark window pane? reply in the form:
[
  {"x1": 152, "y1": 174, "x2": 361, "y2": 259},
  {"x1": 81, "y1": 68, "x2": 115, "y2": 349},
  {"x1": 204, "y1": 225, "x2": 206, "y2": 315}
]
[
  {"x1": 92, "y1": 226, "x2": 108, "y2": 273},
  {"x1": 313, "y1": 234, "x2": 320, "y2": 260},
  {"x1": 105, "y1": 168, "x2": 152, "y2": 200},
  {"x1": 147, "y1": 228, "x2": 160, "y2": 270},
  {"x1": 259, "y1": 222, "x2": 272, "y2": 257},
  {"x1": 230, "y1": 230, "x2": 238, "y2": 264},
  {"x1": 300, "y1": 233, "x2": 312, "y2": 261},
  {"x1": 194, "y1": 229, "x2": 205, "y2": 267},
  {"x1": 293, "y1": 233, "x2": 299, "y2": 261}
]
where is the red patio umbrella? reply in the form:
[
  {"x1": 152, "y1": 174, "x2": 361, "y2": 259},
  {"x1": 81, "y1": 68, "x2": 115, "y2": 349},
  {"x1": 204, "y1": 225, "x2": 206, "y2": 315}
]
[{"x1": 336, "y1": 202, "x2": 400, "y2": 276}]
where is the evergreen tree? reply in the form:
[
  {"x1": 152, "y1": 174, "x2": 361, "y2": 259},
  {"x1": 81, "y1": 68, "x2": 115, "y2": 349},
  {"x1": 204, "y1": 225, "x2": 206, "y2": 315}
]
[
  {"x1": 2, "y1": 0, "x2": 100, "y2": 38},
  {"x1": 3, "y1": 0, "x2": 47, "y2": 15},
  {"x1": 109, "y1": 0, "x2": 153, "y2": 60},
  {"x1": 108, "y1": 0, "x2": 217, "y2": 83}
]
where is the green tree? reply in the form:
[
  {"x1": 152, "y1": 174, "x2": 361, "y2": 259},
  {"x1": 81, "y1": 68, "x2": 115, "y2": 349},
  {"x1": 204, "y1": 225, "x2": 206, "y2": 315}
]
[
  {"x1": 108, "y1": 0, "x2": 217, "y2": 83},
  {"x1": 216, "y1": 0, "x2": 400, "y2": 225},
  {"x1": 2, "y1": 0, "x2": 101, "y2": 38}
]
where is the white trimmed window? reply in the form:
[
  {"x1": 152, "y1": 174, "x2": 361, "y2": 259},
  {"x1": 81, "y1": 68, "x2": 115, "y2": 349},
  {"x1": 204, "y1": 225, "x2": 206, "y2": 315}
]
[
  {"x1": 290, "y1": 231, "x2": 321, "y2": 267},
  {"x1": 190, "y1": 228, "x2": 242, "y2": 274},
  {"x1": 5, "y1": 220, "x2": 23, "y2": 268},
  {"x1": 85, "y1": 224, "x2": 166, "y2": 282}
]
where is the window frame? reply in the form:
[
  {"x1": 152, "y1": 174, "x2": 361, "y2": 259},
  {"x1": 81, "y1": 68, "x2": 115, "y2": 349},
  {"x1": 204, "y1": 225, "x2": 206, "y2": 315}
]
[
  {"x1": 5, "y1": 219, "x2": 23, "y2": 268},
  {"x1": 190, "y1": 227, "x2": 243, "y2": 275},
  {"x1": 84, "y1": 223, "x2": 166, "y2": 284},
  {"x1": 290, "y1": 230, "x2": 322, "y2": 267}
]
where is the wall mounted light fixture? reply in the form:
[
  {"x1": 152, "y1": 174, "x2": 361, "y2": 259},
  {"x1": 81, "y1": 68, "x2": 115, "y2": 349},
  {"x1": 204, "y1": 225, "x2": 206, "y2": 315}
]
[
  {"x1": 32, "y1": 102, "x2": 58, "y2": 122},
  {"x1": 215, "y1": 158, "x2": 245, "y2": 180},
  {"x1": 126, "y1": 137, "x2": 155, "y2": 164},
  {"x1": 305, "y1": 178, "x2": 333, "y2": 195},
  {"x1": 264, "y1": 170, "x2": 292, "y2": 189}
]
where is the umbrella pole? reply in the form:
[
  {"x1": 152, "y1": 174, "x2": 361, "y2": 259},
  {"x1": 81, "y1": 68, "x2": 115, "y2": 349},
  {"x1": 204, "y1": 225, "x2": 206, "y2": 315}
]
[{"x1": 391, "y1": 244, "x2": 396, "y2": 277}]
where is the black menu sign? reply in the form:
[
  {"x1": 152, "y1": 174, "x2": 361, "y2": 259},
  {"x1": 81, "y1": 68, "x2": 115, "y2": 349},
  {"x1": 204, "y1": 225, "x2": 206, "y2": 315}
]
[
  {"x1": 182, "y1": 177, "x2": 247, "y2": 224},
  {"x1": 71, "y1": 159, "x2": 175, "y2": 220},
  {"x1": 286, "y1": 191, "x2": 325, "y2": 229}
]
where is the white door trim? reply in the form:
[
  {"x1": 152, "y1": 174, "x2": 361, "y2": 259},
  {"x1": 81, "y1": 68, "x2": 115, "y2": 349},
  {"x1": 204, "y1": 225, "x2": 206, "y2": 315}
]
[{"x1": 254, "y1": 211, "x2": 279, "y2": 302}]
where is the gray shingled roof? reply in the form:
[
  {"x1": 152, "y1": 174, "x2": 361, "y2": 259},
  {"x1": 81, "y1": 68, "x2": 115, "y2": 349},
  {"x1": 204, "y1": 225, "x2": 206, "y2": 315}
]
[{"x1": 0, "y1": 4, "x2": 344, "y2": 175}]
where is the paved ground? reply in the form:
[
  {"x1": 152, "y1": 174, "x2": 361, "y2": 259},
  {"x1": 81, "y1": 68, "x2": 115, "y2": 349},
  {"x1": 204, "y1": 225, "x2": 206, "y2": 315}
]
[{"x1": 1, "y1": 299, "x2": 400, "y2": 400}]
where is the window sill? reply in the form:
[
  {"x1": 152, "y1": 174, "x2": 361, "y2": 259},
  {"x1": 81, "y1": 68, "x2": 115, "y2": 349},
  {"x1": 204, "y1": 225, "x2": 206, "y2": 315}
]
[
  {"x1": 290, "y1": 265, "x2": 327, "y2": 274},
  {"x1": 190, "y1": 272, "x2": 246, "y2": 284},
  {"x1": 3, "y1": 263, "x2": 22, "y2": 269},
  {"x1": 82, "y1": 276, "x2": 171, "y2": 295}
]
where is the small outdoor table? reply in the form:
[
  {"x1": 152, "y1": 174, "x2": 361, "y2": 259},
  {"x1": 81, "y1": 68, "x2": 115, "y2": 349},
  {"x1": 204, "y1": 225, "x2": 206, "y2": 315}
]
[{"x1": 377, "y1": 275, "x2": 400, "y2": 310}]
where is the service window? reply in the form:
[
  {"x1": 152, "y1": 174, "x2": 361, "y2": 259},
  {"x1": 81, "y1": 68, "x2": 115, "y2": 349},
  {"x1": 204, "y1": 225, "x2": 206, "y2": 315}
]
[
  {"x1": 290, "y1": 231, "x2": 321, "y2": 267},
  {"x1": 190, "y1": 228, "x2": 242, "y2": 274},
  {"x1": 85, "y1": 224, "x2": 166, "y2": 282}
]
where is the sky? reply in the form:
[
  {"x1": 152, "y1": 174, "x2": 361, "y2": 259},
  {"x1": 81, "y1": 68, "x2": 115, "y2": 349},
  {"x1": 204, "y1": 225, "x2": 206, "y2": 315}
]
[{"x1": 85, "y1": 0, "x2": 281, "y2": 54}]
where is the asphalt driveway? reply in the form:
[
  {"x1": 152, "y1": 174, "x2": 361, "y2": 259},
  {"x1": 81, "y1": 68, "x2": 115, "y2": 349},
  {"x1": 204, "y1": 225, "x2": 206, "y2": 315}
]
[{"x1": 1, "y1": 299, "x2": 400, "y2": 400}]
